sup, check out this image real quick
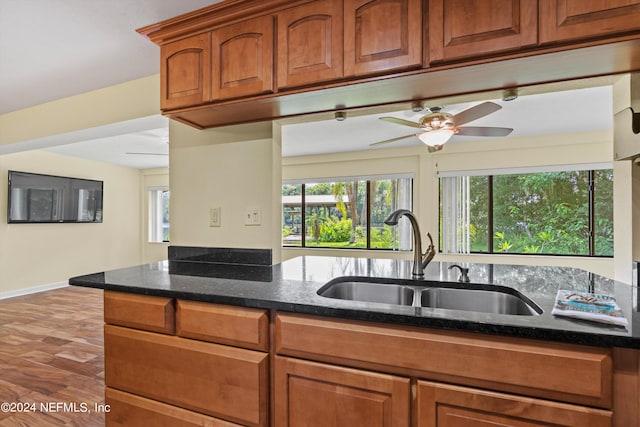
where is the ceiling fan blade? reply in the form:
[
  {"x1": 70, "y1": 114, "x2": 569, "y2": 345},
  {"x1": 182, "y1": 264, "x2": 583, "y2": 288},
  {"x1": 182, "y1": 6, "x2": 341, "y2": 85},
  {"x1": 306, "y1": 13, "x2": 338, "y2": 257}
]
[
  {"x1": 126, "y1": 152, "x2": 169, "y2": 155},
  {"x1": 369, "y1": 134, "x2": 419, "y2": 146},
  {"x1": 455, "y1": 126, "x2": 513, "y2": 137},
  {"x1": 452, "y1": 101, "x2": 502, "y2": 126},
  {"x1": 379, "y1": 117, "x2": 423, "y2": 129}
]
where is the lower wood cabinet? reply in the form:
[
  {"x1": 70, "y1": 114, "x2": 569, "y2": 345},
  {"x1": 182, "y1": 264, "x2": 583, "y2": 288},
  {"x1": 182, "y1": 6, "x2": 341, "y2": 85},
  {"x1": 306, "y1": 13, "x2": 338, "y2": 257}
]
[
  {"x1": 274, "y1": 356, "x2": 411, "y2": 427},
  {"x1": 105, "y1": 325, "x2": 269, "y2": 426},
  {"x1": 416, "y1": 381, "x2": 612, "y2": 427},
  {"x1": 101, "y1": 293, "x2": 639, "y2": 426},
  {"x1": 106, "y1": 388, "x2": 241, "y2": 427}
]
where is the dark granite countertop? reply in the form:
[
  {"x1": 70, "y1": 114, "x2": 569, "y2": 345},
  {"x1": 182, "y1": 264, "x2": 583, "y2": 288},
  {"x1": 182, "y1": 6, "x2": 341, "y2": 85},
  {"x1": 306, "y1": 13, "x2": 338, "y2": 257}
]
[{"x1": 69, "y1": 254, "x2": 640, "y2": 349}]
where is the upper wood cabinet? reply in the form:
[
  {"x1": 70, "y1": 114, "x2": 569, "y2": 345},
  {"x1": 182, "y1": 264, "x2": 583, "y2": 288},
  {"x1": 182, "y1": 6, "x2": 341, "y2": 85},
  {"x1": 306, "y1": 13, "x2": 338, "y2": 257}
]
[
  {"x1": 428, "y1": 0, "x2": 538, "y2": 63},
  {"x1": 212, "y1": 15, "x2": 274, "y2": 100},
  {"x1": 160, "y1": 33, "x2": 211, "y2": 110},
  {"x1": 539, "y1": 0, "x2": 640, "y2": 45},
  {"x1": 344, "y1": 0, "x2": 423, "y2": 76},
  {"x1": 277, "y1": 0, "x2": 343, "y2": 89}
]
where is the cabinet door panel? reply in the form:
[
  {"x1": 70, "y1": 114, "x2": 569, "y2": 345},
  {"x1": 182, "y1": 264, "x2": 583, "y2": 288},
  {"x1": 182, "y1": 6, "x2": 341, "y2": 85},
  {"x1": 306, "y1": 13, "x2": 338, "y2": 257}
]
[
  {"x1": 540, "y1": 0, "x2": 640, "y2": 44},
  {"x1": 161, "y1": 33, "x2": 211, "y2": 110},
  {"x1": 344, "y1": 0, "x2": 422, "y2": 77},
  {"x1": 212, "y1": 15, "x2": 274, "y2": 100},
  {"x1": 274, "y1": 356, "x2": 410, "y2": 427},
  {"x1": 277, "y1": 0, "x2": 343, "y2": 89},
  {"x1": 429, "y1": 0, "x2": 537, "y2": 63},
  {"x1": 416, "y1": 381, "x2": 612, "y2": 427}
]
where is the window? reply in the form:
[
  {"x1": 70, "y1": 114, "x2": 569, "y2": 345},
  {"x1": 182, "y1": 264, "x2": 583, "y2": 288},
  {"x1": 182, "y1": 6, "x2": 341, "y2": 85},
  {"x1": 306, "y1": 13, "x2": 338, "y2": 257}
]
[
  {"x1": 149, "y1": 187, "x2": 170, "y2": 242},
  {"x1": 282, "y1": 175, "x2": 413, "y2": 249},
  {"x1": 439, "y1": 166, "x2": 613, "y2": 256}
]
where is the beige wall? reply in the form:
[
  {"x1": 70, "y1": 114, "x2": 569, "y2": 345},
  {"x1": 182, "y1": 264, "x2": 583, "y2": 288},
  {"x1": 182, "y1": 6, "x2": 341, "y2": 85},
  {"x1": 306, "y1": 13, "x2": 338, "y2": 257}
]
[
  {"x1": 282, "y1": 130, "x2": 615, "y2": 278},
  {"x1": 169, "y1": 121, "x2": 281, "y2": 261},
  {"x1": 142, "y1": 168, "x2": 170, "y2": 263},
  {"x1": 0, "y1": 75, "x2": 159, "y2": 147},
  {"x1": 0, "y1": 151, "x2": 142, "y2": 296},
  {"x1": 0, "y1": 76, "x2": 162, "y2": 296}
]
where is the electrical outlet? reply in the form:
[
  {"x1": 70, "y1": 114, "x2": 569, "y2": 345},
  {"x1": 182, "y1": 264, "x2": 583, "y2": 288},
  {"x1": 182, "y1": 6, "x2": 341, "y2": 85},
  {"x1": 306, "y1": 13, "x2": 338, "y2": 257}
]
[
  {"x1": 245, "y1": 207, "x2": 261, "y2": 226},
  {"x1": 210, "y1": 207, "x2": 221, "y2": 227}
]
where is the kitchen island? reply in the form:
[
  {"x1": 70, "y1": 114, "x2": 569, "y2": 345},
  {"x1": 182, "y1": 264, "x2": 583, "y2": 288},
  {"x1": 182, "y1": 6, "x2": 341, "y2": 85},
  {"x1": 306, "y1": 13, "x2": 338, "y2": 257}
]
[{"x1": 70, "y1": 248, "x2": 640, "y2": 426}]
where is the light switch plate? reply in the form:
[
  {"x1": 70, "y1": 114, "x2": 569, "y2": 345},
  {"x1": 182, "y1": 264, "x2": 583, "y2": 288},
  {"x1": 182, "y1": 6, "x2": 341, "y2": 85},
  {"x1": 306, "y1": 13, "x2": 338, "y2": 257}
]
[
  {"x1": 210, "y1": 207, "x2": 221, "y2": 227},
  {"x1": 245, "y1": 207, "x2": 261, "y2": 226}
]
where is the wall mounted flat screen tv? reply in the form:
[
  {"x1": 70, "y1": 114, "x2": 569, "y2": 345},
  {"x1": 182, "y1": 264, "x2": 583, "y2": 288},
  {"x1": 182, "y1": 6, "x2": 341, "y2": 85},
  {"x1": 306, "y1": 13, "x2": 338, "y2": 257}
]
[{"x1": 8, "y1": 171, "x2": 103, "y2": 223}]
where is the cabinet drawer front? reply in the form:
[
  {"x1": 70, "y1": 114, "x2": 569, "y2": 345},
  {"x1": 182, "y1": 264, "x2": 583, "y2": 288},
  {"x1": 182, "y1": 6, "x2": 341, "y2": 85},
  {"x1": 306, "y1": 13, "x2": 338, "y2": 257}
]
[
  {"x1": 276, "y1": 313, "x2": 612, "y2": 408},
  {"x1": 275, "y1": 356, "x2": 410, "y2": 427},
  {"x1": 176, "y1": 300, "x2": 269, "y2": 351},
  {"x1": 416, "y1": 381, "x2": 611, "y2": 427},
  {"x1": 106, "y1": 388, "x2": 241, "y2": 427},
  {"x1": 104, "y1": 291, "x2": 174, "y2": 334},
  {"x1": 105, "y1": 325, "x2": 268, "y2": 427}
]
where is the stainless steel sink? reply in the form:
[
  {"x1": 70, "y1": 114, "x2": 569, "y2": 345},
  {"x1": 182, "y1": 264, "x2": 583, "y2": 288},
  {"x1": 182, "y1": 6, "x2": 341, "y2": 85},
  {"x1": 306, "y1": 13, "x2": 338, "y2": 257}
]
[
  {"x1": 318, "y1": 279, "x2": 415, "y2": 306},
  {"x1": 420, "y1": 287, "x2": 542, "y2": 316},
  {"x1": 317, "y1": 277, "x2": 542, "y2": 316}
]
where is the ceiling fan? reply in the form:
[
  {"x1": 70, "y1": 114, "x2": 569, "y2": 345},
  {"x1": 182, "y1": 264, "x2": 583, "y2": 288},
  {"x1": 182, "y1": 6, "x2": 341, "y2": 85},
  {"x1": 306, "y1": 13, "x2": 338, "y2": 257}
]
[
  {"x1": 371, "y1": 101, "x2": 513, "y2": 152},
  {"x1": 125, "y1": 130, "x2": 169, "y2": 156}
]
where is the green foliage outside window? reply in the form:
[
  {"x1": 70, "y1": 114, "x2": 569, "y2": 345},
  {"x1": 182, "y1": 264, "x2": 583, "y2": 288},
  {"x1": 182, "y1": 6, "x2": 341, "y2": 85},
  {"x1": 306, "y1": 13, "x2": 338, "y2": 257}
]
[
  {"x1": 464, "y1": 170, "x2": 613, "y2": 256},
  {"x1": 282, "y1": 177, "x2": 412, "y2": 249}
]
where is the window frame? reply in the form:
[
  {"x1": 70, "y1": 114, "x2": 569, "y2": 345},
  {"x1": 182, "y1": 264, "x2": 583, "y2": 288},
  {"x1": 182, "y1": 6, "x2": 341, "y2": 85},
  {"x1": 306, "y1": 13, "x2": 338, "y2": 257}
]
[
  {"x1": 282, "y1": 174, "x2": 413, "y2": 250},
  {"x1": 438, "y1": 165, "x2": 613, "y2": 258},
  {"x1": 148, "y1": 186, "x2": 170, "y2": 243}
]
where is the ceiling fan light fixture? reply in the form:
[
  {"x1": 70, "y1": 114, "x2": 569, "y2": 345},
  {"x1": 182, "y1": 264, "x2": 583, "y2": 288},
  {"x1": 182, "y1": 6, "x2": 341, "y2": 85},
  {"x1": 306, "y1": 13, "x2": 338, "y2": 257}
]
[{"x1": 418, "y1": 129, "x2": 454, "y2": 146}]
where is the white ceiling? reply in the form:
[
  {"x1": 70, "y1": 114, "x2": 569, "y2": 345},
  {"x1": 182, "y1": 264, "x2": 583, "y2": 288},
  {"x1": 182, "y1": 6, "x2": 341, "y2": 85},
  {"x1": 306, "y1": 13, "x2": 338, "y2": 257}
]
[
  {"x1": 0, "y1": 0, "x2": 220, "y2": 169},
  {"x1": 0, "y1": 1, "x2": 615, "y2": 169},
  {"x1": 281, "y1": 86, "x2": 613, "y2": 157}
]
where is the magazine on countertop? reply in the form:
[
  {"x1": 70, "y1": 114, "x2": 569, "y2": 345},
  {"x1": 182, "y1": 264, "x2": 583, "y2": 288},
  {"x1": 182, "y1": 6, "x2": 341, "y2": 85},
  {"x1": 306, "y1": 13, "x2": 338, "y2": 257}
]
[{"x1": 552, "y1": 290, "x2": 629, "y2": 327}]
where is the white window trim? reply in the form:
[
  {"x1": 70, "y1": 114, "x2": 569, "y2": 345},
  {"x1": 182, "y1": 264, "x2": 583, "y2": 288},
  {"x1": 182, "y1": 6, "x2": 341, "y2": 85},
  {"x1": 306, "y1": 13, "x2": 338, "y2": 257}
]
[
  {"x1": 149, "y1": 186, "x2": 169, "y2": 243},
  {"x1": 437, "y1": 162, "x2": 612, "y2": 178}
]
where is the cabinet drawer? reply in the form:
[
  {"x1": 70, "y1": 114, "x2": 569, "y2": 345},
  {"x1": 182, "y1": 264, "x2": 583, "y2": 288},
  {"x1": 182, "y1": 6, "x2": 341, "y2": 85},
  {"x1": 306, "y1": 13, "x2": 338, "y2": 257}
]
[
  {"x1": 104, "y1": 291, "x2": 174, "y2": 334},
  {"x1": 176, "y1": 300, "x2": 269, "y2": 351},
  {"x1": 275, "y1": 356, "x2": 410, "y2": 427},
  {"x1": 105, "y1": 325, "x2": 268, "y2": 427},
  {"x1": 106, "y1": 388, "x2": 241, "y2": 427},
  {"x1": 416, "y1": 381, "x2": 611, "y2": 427},
  {"x1": 276, "y1": 313, "x2": 612, "y2": 408}
]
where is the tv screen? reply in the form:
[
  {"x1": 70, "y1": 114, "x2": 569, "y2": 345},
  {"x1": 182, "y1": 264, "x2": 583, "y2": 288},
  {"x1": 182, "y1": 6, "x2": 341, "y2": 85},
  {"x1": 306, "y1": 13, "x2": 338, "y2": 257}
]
[{"x1": 8, "y1": 171, "x2": 103, "y2": 223}]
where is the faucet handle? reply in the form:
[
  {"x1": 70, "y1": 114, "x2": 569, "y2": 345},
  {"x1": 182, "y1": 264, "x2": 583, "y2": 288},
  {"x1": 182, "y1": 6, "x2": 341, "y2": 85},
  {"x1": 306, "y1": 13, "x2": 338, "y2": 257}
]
[
  {"x1": 425, "y1": 232, "x2": 435, "y2": 248},
  {"x1": 448, "y1": 264, "x2": 470, "y2": 283}
]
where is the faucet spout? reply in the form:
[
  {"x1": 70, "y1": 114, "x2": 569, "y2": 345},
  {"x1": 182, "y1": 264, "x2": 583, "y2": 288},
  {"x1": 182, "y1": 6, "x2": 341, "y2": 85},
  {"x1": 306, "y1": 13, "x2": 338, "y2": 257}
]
[{"x1": 384, "y1": 209, "x2": 436, "y2": 278}]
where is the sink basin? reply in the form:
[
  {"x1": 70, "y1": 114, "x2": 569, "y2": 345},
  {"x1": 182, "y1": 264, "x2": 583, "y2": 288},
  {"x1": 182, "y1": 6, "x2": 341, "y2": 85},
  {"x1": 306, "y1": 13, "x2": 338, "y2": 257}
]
[
  {"x1": 421, "y1": 287, "x2": 542, "y2": 316},
  {"x1": 317, "y1": 277, "x2": 542, "y2": 316},
  {"x1": 318, "y1": 279, "x2": 415, "y2": 306}
]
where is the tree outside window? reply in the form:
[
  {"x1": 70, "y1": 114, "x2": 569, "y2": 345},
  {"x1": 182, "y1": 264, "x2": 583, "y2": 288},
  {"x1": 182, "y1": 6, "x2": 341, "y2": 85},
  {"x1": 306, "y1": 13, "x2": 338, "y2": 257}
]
[
  {"x1": 282, "y1": 176, "x2": 413, "y2": 250},
  {"x1": 440, "y1": 168, "x2": 613, "y2": 257}
]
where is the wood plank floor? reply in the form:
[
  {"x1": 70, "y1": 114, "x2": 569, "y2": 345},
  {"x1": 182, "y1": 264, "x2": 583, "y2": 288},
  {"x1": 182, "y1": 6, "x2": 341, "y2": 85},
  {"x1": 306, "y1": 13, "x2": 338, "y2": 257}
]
[{"x1": 0, "y1": 286, "x2": 105, "y2": 426}]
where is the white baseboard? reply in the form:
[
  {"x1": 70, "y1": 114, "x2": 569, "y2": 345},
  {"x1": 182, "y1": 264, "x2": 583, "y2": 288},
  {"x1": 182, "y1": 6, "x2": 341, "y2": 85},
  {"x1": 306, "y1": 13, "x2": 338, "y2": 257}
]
[{"x1": 0, "y1": 281, "x2": 69, "y2": 300}]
